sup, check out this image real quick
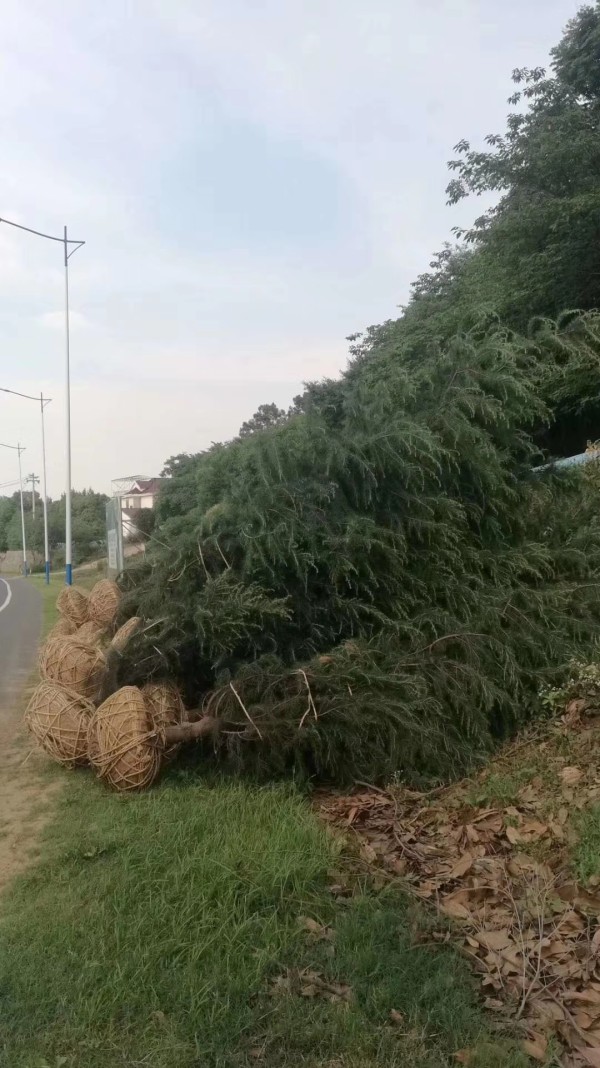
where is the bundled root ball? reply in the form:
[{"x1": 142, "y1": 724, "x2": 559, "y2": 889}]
[
  {"x1": 88, "y1": 579, "x2": 121, "y2": 628},
  {"x1": 142, "y1": 681, "x2": 185, "y2": 762},
  {"x1": 57, "y1": 585, "x2": 89, "y2": 626},
  {"x1": 77, "y1": 621, "x2": 107, "y2": 646},
  {"x1": 39, "y1": 636, "x2": 106, "y2": 700},
  {"x1": 48, "y1": 617, "x2": 78, "y2": 641},
  {"x1": 111, "y1": 616, "x2": 142, "y2": 653},
  {"x1": 25, "y1": 682, "x2": 94, "y2": 767},
  {"x1": 88, "y1": 686, "x2": 162, "y2": 792}
]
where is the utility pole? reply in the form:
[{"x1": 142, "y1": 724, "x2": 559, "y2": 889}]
[
  {"x1": 0, "y1": 442, "x2": 27, "y2": 575},
  {"x1": 0, "y1": 216, "x2": 85, "y2": 585},
  {"x1": 0, "y1": 389, "x2": 53, "y2": 583},
  {"x1": 27, "y1": 473, "x2": 39, "y2": 518}
]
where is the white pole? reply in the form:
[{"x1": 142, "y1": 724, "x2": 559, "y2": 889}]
[
  {"x1": 17, "y1": 444, "x2": 27, "y2": 576},
  {"x1": 64, "y1": 225, "x2": 73, "y2": 586},
  {"x1": 30, "y1": 474, "x2": 36, "y2": 518},
  {"x1": 41, "y1": 393, "x2": 50, "y2": 585}
]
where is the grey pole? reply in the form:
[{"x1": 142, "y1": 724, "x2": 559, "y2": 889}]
[
  {"x1": 40, "y1": 394, "x2": 51, "y2": 584},
  {"x1": 27, "y1": 473, "x2": 37, "y2": 518},
  {"x1": 17, "y1": 445, "x2": 27, "y2": 575},
  {"x1": 64, "y1": 226, "x2": 73, "y2": 586},
  {"x1": 0, "y1": 388, "x2": 53, "y2": 583},
  {"x1": 0, "y1": 216, "x2": 85, "y2": 586},
  {"x1": 0, "y1": 441, "x2": 27, "y2": 575}
]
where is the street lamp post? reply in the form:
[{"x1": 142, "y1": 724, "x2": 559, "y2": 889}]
[
  {"x1": 0, "y1": 441, "x2": 27, "y2": 575},
  {"x1": 27, "y1": 473, "x2": 39, "y2": 517},
  {"x1": 0, "y1": 216, "x2": 85, "y2": 585},
  {"x1": 0, "y1": 388, "x2": 52, "y2": 583},
  {"x1": 40, "y1": 392, "x2": 50, "y2": 585}
]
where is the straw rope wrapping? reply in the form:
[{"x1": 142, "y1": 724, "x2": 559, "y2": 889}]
[
  {"x1": 111, "y1": 616, "x2": 142, "y2": 653},
  {"x1": 47, "y1": 617, "x2": 78, "y2": 641},
  {"x1": 88, "y1": 579, "x2": 121, "y2": 628},
  {"x1": 25, "y1": 682, "x2": 95, "y2": 766},
  {"x1": 56, "y1": 585, "x2": 90, "y2": 626},
  {"x1": 87, "y1": 686, "x2": 163, "y2": 791},
  {"x1": 142, "y1": 681, "x2": 185, "y2": 762},
  {"x1": 77, "y1": 621, "x2": 107, "y2": 646},
  {"x1": 39, "y1": 636, "x2": 107, "y2": 700}
]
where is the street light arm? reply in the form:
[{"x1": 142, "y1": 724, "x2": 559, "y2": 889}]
[
  {"x1": 0, "y1": 386, "x2": 52, "y2": 404},
  {"x1": 0, "y1": 215, "x2": 85, "y2": 247}
]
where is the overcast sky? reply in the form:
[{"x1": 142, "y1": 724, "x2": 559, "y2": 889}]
[{"x1": 0, "y1": 0, "x2": 579, "y2": 497}]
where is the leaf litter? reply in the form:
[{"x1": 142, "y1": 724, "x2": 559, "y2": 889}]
[{"x1": 317, "y1": 705, "x2": 600, "y2": 1066}]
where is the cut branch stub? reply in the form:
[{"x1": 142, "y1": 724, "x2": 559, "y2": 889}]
[
  {"x1": 142, "y1": 680, "x2": 184, "y2": 762},
  {"x1": 163, "y1": 717, "x2": 220, "y2": 745},
  {"x1": 111, "y1": 616, "x2": 142, "y2": 653}
]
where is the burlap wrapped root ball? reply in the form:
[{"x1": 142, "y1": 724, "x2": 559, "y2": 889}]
[
  {"x1": 142, "y1": 681, "x2": 185, "y2": 762},
  {"x1": 39, "y1": 636, "x2": 107, "y2": 700},
  {"x1": 25, "y1": 682, "x2": 94, "y2": 767},
  {"x1": 111, "y1": 616, "x2": 142, "y2": 653},
  {"x1": 88, "y1": 686, "x2": 163, "y2": 792},
  {"x1": 88, "y1": 579, "x2": 121, "y2": 629},
  {"x1": 56, "y1": 585, "x2": 89, "y2": 626},
  {"x1": 88, "y1": 686, "x2": 220, "y2": 792},
  {"x1": 77, "y1": 621, "x2": 107, "y2": 646},
  {"x1": 48, "y1": 617, "x2": 78, "y2": 641}
]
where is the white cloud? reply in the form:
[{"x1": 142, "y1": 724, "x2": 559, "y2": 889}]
[
  {"x1": 39, "y1": 310, "x2": 90, "y2": 332},
  {"x1": 0, "y1": 0, "x2": 579, "y2": 493}
]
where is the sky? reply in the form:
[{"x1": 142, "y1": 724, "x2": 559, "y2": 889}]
[{"x1": 0, "y1": 0, "x2": 581, "y2": 497}]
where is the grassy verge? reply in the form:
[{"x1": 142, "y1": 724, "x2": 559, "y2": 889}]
[
  {"x1": 0, "y1": 572, "x2": 526, "y2": 1067},
  {"x1": 0, "y1": 771, "x2": 526, "y2": 1068}
]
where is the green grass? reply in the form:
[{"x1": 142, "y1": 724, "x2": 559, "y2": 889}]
[
  {"x1": 0, "y1": 771, "x2": 528, "y2": 1068},
  {"x1": 573, "y1": 804, "x2": 600, "y2": 885},
  {"x1": 0, "y1": 571, "x2": 528, "y2": 1067}
]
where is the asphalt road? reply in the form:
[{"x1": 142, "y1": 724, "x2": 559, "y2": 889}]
[{"x1": 0, "y1": 577, "x2": 42, "y2": 750}]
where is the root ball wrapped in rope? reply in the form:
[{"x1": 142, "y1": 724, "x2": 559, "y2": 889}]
[
  {"x1": 48, "y1": 617, "x2": 78, "y2": 641},
  {"x1": 77, "y1": 621, "x2": 107, "y2": 646},
  {"x1": 88, "y1": 685, "x2": 219, "y2": 792},
  {"x1": 56, "y1": 585, "x2": 89, "y2": 627},
  {"x1": 88, "y1": 579, "x2": 121, "y2": 628},
  {"x1": 39, "y1": 636, "x2": 107, "y2": 700},
  {"x1": 25, "y1": 682, "x2": 94, "y2": 767},
  {"x1": 87, "y1": 686, "x2": 163, "y2": 792}
]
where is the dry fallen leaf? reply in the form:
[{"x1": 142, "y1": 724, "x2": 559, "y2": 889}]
[
  {"x1": 562, "y1": 767, "x2": 584, "y2": 786},
  {"x1": 580, "y1": 1051, "x2": 600, "y2": 1067},
  {"x1": 505, "y1": 820, "x2": 548, "y2": 845},
  {"x1": 522, "y1": 1033, "x2": 548, "y2": 1061},
  {"x1": 316, "y1": 716, "x2": 600, "y2": 1068},
  {"x1": 476, "y1": 928, "x2": 511, "y2": 952},
  {"x1": 298, "y1": 916, "x2": 334, "y2": 942}
]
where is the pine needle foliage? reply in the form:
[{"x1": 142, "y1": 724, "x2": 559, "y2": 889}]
[{"x1": 117, "y1": 319, "x2": 600, "y2": 784}]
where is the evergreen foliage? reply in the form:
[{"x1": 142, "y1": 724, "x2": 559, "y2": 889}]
[
  {"x1": 116, "y1": 316, "x2": 600, "y2": 784},
  {"x1": 114, "y1": 5, "x2": 600, "y2": 784}
]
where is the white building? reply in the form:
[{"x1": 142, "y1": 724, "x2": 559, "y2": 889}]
[{"x1": 113, "y1": 477, "x2": 163, "y2": 540}]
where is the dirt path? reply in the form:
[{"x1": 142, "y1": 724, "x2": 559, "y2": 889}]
[{"x1": 0, "y1": 578, "x2": 61, "y2": 894}]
